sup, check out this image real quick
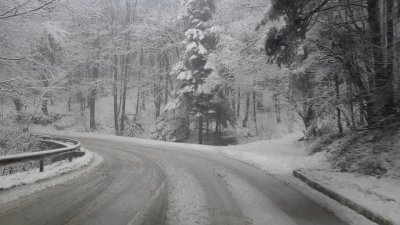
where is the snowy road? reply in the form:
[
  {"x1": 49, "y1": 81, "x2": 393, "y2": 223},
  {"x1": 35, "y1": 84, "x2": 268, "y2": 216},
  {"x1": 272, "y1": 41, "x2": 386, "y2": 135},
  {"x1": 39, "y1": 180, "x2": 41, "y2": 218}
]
[{"x1": 0, "y1": 136, "x2": 349, "y2": 225}]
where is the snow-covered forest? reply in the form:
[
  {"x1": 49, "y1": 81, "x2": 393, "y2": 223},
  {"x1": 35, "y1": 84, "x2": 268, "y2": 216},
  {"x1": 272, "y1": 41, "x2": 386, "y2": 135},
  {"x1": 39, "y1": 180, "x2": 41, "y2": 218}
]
[
  {"x1": 1, "y1": 0, "x2": 400, "y2": 150},
  {"x1": 2, "y1": 1, "x2": 400, "y2": 224}
]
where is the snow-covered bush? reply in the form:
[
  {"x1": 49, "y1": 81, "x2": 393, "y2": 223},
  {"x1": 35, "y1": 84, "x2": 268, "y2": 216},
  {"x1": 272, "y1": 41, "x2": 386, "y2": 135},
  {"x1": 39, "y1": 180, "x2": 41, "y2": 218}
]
[
  {"x1": 0, "y1": 130, "x2": 41, "y2": 156},
  {"x1": 54, "y1": 115, "x2": 76, "y2": 130}
]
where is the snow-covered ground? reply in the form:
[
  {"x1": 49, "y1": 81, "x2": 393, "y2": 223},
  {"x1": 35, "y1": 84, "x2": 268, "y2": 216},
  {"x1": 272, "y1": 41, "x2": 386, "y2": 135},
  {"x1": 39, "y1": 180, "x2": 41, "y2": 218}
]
[
  {"x1": 300, "y1": 170, "x2": 400, "y2": 225},
  {"x1": 220, "y1": 133, "x2": 330, "y2": 174},
  {"x1": 0, "y1": 148, "x2": 103, "y2": 204}
]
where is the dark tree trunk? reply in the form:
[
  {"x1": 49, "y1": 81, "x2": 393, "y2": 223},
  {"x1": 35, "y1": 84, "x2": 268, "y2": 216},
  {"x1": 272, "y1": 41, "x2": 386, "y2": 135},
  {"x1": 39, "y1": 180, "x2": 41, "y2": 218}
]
[
  {"x1": 218, "y1": 122, "x2": 221, "y2": 145},
  {"x1": 242, "y1": 92, "x2": 250, "y2": 128},
  {"x1": 113, "y1": 55, "x2": 120, "y2": 135},
  {"x1": 78, "y1": 92, "x2": 84, "y2": 116},
  {"x1": 302, "y1": 106, "x2": 316, "y2": 134},
  {"x1": 237, "y1": 87, "x2": 241, "y2": 117},
  {"x1": 206, "y1": 118, "x2": 209, "y2": 136},
  {"x1": 14, "y1": 98, "x2": 22, "y2": 122},
  {"x1": 68, "y1": 95, "x2": 71, "y2": 112},
  {"x1": 335, "y1": 74, "x2": 343, "y2": 134},
  {"x1": 89, "y1": 91, "x2": 96, "y2": 130},
  {"x1": 367, "y1": 0, "x2": 394, "y2": 122},
  {"x1": 232, "y1": 90, "x2": 236, "y2": 119},
  {"x1": 348, "y1": 81, "x2": 356, "y2": 128},
  {"x1": 164, "y1": 52, "x2": 170, "y2": 106},
  {"x1": 13, "y1": 98, "x2": 22, "y2": 112},
  {"x1": 273, "y1": 93, "x2": 281, "y2": 123},
  {"x1": 42, "y1": 78, "x2": 49, "y2": 115},
  {"x1": 135, "y1": 47, "x2": 144, "y2": 119},
  {"x1": 154, "y1": 53, "x2": 163, "y2": 119},
  {"x1": 142, "y1": 92, "x2": 146, "y2": 111},
  {"x1": 253, "y1": 91, "x2": 258, "y2": 135},
  {"x1": 215, "y1": 121, "x2": 221, "y2": 145},
  {"x1": 119, "y1": 60, "x2": 128, "y2": 135},
  {"x1": 360, "y1": 101, "x2": 365, "y2": 125},
  {"x1": 90, "y1": 38, "x2": 100, "y2": 131},
  {"x1": 42, "y1": 100, "x2": 48, "y2": 115},
  {"x1": 89, "y1": 70, "x2": 98, "y2": 130},
  {"x1": 385, "y1": 0, "x2": 395, "y2": 114},
  {"x1": 198, "y1": 116, "x2": 203, "y2": 144}
]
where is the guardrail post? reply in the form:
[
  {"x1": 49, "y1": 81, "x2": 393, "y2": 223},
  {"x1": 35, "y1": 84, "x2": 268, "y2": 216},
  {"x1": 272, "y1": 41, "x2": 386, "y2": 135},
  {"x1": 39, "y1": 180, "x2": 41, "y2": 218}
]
[
  {"x1": 69, "y1": 153, "x2": 73, "y2": 162},
  {"x1": 39, "y1": 159, "x2": 44, "y2": 172}
]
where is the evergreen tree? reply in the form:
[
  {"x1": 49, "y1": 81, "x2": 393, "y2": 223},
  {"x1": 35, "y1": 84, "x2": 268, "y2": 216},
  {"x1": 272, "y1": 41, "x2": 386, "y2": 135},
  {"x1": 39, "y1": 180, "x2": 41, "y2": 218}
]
[{"x1": 156, "y1": 0, "x2": 234, "y2": 143}]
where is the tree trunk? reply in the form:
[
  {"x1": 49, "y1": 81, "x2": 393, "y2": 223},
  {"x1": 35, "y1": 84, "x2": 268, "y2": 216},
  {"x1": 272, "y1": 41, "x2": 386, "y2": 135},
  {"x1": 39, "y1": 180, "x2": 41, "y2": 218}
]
[
  {"x1": 78, "y1": 91, "x2": 84, "y2": 117},
  {"x1": 113, "y1": 54, "x2": 120, "y2": 135},
  {"x1": 135, "y1": 47, "x2": 144, "y2": 119},
  {"x1": 41, "y1": 77, "x2": 49, "y2": 115},
  {"x1": 119, "y1": 54, "x2": 129, "y2": 136},
  {"x1": 367, "y1": 0, "x2": 394, "y2": 122},
  {"x1": 273, "y1": 93, "x2": 281, "y2": 123},
  {"x1": 218, "y1": 122, "x2": 221, "y2": 145},
  {"x1": 335, "y1": 74, "x2": 343, "y2": 134},
  {"x1": 215, "y1": 120, "x2": 221, "y2": 145},
  {"x1": 13, "y1": 98, "x2": 22, "y2": 122},
  {"x1": 237, "y1": 87, "x2": 241, "y2": 117},
  {"x1": 198, "y1": 115, "x2": 203, "y2": 144},
  {"x1": 231, "y1": 90, "x2": 236, "y2": 119},
  {"x1": 348, "y1": 81, "x2": 356, "y2": 128},
  {"x1": 154, "y1": 53, "x2": 163, "y2": 118},
  {"x1": 68, "y1": 74, "x2": 73, "y2": 112},
  {"x1": 42, "y1": 100, "x2": 48, "y2": 115},
  {"x1": 89, "y1": 37, "x2": 100, "y2": 131},
  {"x1": 142, "y1": 92, "x2": 146, "y2": 110},
  {"x1": 13, "y1": 98, "x2": 22, "y2": 112},
  {"x1": 302, "y1": 106, "x2": 316, "y2": 134},
  {"x1": 385, "y1": 0, "x2": 395, "y2": 113},
  {"x1": 360, "y1": 101, "x2": 365, "y2": 125},
  {"x1": 242, "y1": 92, "x2": 250, "y2": 128},
  {"x1": 206, "y1": 118, "x2": 209, "y2": 136},
  {"x1": 253, "y1": 91, "x2": 258, "y2": 135},
  {"x1": 89, "y1": 91, "x2": 96, "y2": 130},
  {"x1": 164, "y1": 52, "x2": 170, "y2": 106}
]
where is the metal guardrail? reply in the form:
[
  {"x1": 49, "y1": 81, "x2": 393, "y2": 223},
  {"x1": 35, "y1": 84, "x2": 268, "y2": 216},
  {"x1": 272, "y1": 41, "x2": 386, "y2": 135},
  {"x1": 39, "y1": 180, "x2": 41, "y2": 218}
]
[{"x1": 0, "y1": 136, "x2": 82, "y2": 172}]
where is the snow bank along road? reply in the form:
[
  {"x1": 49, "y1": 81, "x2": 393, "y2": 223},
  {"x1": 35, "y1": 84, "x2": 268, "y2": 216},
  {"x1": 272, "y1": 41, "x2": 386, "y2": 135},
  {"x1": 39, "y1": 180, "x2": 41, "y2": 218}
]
[{"x1": 0, "y1": 135, "x2": 349, "y2": 225}]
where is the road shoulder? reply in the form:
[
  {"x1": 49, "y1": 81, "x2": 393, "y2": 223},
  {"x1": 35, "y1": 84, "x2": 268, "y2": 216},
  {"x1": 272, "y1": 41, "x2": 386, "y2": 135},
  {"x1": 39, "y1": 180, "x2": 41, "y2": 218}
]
[
  {"x1": 0, "y1": 148, "x2": 103, "y2": 206},
  {"x1": 293, "y1": 169, "x2": 399, "y2": 225}
]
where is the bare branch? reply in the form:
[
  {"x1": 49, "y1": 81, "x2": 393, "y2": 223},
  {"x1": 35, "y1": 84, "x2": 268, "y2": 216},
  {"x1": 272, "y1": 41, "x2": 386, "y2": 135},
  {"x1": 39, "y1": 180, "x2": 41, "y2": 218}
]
[{"x1": 0, "y1": 0, "x2": 57, "y2": 20}]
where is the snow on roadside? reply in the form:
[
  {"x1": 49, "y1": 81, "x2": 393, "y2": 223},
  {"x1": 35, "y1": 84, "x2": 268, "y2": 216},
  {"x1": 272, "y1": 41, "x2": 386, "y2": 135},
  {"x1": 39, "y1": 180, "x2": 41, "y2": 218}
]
[
  {"x1": 301, "y1": 170, "x2": 400, "y2": 225},
  {"x1": 220, "y1": 133, "x2": 330, "y2": 175},
  {"x1": 0, "y1": 148, "x2": 92, "y2": 190},
  {"x1": 0, "y1": 148, "x2": 103, "y2": 204}
]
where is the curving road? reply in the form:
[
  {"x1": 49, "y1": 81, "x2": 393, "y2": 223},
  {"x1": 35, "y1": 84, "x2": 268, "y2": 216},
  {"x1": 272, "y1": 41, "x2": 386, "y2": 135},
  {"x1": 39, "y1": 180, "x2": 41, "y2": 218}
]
[{"x1": 0, "y1": 135, "x2": 349, "y2": 225}]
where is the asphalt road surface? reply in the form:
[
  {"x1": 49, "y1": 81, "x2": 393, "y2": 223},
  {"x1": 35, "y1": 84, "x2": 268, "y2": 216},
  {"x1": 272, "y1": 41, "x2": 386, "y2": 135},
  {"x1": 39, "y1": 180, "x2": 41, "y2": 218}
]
[{"x1": 0, "y1": 135, "x2": 349, "y2": 225}]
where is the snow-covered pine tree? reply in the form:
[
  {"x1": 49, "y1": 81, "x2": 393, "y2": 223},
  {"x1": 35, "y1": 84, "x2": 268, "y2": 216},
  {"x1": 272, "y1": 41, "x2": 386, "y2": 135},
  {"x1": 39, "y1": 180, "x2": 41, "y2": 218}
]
[{"x1": 156, "y1": 0, "x2": 234, "y2": 143}]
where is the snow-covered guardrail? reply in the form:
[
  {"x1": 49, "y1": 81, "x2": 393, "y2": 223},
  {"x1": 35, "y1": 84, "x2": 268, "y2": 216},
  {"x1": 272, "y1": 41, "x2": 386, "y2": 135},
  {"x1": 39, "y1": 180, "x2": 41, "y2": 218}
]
[{"x1": 0, "y1": 136, "x2": 82, "y2": 173}]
